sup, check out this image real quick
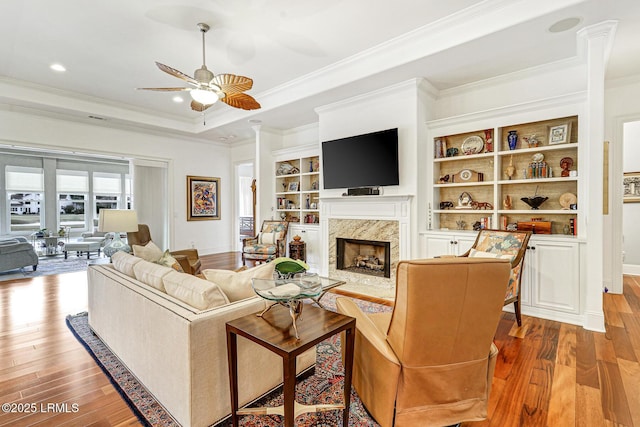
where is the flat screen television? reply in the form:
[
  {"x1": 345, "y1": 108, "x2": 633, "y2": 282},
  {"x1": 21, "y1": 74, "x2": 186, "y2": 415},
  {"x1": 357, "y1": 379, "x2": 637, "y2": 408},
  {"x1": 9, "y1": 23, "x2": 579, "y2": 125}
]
[{"x1": 321, "y1": 128, "x2": 399, "y2": 189}]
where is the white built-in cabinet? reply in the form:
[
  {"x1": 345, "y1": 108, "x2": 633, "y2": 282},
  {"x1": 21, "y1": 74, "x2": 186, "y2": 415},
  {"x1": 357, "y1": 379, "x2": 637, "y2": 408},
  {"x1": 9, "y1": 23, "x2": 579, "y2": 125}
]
[
  {"x1": 422, "y1": 99, "x2": 585, "y2": 325},
  {"x1": 289, "y1": 224, "x2": 320, "y2": 272},
  {"x1": 272, "y1": 145, "x2": 321, "y2": 272},
  {"x1": 423, "y1": 232, "x2": 476, "y2": 257},
  {"x1": 521, "y1": 237, "x2": 580, "y2": 315}
]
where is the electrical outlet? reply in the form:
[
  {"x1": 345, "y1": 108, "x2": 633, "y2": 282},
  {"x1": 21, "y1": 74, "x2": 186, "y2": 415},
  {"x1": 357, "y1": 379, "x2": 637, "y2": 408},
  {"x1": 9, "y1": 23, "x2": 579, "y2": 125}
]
[{"x1": 190, "y1": 241, "x2": 195, "y2": 249}]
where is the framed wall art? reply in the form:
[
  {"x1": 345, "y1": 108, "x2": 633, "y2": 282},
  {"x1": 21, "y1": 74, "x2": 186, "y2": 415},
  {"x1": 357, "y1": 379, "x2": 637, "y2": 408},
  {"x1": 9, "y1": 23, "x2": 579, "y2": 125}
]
[
  {"x1": 548, "y1": 122, "x2": 571, "y2": 145},
  {"x1": 623, "y1": 171, "x2": 640, "y2": 203},
  {"x1": 187, "y1": 175, "x2": 220, "y2": 221}
]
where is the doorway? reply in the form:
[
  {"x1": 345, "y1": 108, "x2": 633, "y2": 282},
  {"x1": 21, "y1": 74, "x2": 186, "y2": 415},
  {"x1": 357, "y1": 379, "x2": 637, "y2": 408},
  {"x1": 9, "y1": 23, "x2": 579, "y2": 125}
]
[
  {"x1": 623, "y1": 121, "x2": 640, "y2": 276},
  {"x1": 235, "y1": 163, "x2": 255, "y2": 250}
]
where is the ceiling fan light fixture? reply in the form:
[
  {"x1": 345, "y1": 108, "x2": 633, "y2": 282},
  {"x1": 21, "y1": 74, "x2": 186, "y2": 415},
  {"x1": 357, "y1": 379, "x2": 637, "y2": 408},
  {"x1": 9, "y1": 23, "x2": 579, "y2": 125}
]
[{"x1": 190, "y1": 89, "x2": 219, "y2": 105}]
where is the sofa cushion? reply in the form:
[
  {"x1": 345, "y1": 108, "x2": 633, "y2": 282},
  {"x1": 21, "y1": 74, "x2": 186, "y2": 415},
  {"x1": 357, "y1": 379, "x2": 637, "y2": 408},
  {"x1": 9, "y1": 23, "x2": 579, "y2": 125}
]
[
  {"x1": 133, "y1": 259, "x2": 174, "y2": 292},
  {"x1": 162, "y1": 271, "x2": 229, "y2": 310},
  {"x1": 111, "y1": 251, "x2": 143, "y2": 278},
  {"x1": 132, "y1": 241, "x2": 164, "y2": 262},
  {"x1": 202, "y1": 262, "x2": 275, "y2": 302}
]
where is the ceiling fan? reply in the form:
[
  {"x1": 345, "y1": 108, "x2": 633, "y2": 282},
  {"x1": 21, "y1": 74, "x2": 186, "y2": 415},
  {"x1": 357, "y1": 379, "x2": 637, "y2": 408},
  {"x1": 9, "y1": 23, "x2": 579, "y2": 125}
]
[{"x1": 138, "y1": 23, "x2": 260, "y2": 112}]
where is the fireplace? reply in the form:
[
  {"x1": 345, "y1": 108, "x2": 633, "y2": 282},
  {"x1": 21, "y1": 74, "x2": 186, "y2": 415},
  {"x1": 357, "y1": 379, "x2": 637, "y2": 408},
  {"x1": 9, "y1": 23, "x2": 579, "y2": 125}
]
[{"x1": 336, "y1": 238, "x2": 391, "y2": 278}]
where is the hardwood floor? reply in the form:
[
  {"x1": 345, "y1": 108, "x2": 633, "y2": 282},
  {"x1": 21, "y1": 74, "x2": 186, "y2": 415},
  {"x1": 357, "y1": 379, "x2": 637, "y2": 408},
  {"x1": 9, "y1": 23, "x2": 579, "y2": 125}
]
[{"x1": 0, "y1": 253, "x2": 638, "y2": 426}]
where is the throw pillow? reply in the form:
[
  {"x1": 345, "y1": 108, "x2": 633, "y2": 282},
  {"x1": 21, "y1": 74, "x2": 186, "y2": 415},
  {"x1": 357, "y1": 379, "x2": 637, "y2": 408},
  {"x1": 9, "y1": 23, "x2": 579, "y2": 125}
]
[
  {"x1": 132, "y1": 241, "x2": 164, "y2": 262},
  {"x1": 202, "y1": 262, "x2": 275, "y2": 302},
  {"x1": 162, "y1": 271, "x2": 229, "y2": 310},
  {"x1": 155, "y1": 249, "x2": 184, "y2": 273},
  {"x1": 259, "y1": 232, "x2": 276, "y2": 244}
]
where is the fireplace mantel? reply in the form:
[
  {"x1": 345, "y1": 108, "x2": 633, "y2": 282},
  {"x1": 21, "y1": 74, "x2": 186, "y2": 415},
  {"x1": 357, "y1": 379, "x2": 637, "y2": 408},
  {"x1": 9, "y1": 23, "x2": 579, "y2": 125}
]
[{"x1": 319, "y1": 194, "x2": 413, "y2": 284}]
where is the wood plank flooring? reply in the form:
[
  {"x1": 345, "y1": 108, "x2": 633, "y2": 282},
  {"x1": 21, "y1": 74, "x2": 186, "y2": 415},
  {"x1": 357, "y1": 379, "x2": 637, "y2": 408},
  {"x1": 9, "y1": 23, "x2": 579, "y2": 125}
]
[{"x1": 0, "y1": 253, "x2": 638, "y2": 426}]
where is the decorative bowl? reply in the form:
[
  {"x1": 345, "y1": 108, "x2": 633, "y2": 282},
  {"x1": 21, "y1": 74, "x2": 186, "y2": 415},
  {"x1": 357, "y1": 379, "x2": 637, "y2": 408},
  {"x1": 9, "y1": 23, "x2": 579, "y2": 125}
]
[{"x1": 520, "y1": 196, "x2": 548, "y2": 210}]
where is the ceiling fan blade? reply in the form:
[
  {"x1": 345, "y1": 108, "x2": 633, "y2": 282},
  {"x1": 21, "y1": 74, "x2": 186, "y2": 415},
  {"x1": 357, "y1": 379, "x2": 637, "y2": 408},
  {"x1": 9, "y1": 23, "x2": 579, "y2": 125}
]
[
  {"x1": 221, "y1": 92, "x2": 261, "y2": 110},
  {"x1": 155, "y1": 62, "x2": 199, "y2": 86},
  {"x1": 137, "y1": 87, "x2": 191, "y2": 91},
  {"x1": 212, "y1": 74, "x2": 253, "y2": 94},
  {"x1": 190, "y1": 100, "x2": 212, "y2": 112}
]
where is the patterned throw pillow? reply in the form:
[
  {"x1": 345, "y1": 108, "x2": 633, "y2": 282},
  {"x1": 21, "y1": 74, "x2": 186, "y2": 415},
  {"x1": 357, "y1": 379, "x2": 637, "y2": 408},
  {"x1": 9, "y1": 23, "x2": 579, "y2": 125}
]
[{"x1": 155, "y1": 249, "x2": 184, "y2": 273}]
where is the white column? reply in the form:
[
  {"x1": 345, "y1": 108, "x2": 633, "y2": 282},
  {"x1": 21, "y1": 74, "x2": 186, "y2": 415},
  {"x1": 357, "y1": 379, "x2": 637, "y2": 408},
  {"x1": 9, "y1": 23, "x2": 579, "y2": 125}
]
[
  {"x1": 577, "y1": 21, "x2": 617, "y2": 332},
  {"x1": 252, "y1": 124, "x2": 262, "y2": 227}
]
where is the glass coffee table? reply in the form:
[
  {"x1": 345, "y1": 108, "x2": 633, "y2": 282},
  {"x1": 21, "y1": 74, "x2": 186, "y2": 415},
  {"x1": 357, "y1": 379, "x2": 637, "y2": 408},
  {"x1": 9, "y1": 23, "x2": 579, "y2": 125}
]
[{"x1": 252, "y1": 274, "x2": 345, "y2": 339}]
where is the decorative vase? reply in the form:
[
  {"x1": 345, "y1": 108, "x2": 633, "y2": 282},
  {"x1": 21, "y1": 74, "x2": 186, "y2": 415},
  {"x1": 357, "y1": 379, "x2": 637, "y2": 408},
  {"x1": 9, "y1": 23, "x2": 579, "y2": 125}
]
[{"x1": 508, "y1": 130, "x2": 518, "y2": 150}]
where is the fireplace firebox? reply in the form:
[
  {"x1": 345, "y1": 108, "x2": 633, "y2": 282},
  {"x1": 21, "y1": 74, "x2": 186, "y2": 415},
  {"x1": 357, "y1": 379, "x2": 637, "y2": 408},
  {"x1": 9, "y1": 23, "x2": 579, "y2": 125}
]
[{"x1": 336, "y1": 238, "x2": 391, "y2": 278}]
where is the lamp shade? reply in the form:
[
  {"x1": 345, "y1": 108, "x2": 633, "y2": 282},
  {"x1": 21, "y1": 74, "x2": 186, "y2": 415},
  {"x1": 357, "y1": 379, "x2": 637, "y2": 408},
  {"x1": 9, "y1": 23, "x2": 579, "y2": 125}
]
[
  {"x1": 98, "y1": 209, "x2": 139, "y2": 233},
  {"x1": 190, "y1": 88, "x2": 219, "y2": 105}
]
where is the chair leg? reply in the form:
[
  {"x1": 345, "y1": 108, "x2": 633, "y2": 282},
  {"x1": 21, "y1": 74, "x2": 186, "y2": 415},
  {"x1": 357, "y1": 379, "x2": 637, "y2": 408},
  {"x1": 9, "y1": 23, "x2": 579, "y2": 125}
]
[{"x1": 514, "y1": 299, "x2": 522, "y2": 327}]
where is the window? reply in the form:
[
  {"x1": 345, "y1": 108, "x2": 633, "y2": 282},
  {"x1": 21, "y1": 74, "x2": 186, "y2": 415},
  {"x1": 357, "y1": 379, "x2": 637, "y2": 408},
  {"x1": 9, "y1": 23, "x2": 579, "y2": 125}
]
[
  {"x1": 93, "y1": 172, "x2": 121, "y2": 217},
  {"x1": 57, "y1": 170, "x2": 88, "y2": 230},
  {"x1": 6, "y1": 166, "x2": 44, "y2": 232}
]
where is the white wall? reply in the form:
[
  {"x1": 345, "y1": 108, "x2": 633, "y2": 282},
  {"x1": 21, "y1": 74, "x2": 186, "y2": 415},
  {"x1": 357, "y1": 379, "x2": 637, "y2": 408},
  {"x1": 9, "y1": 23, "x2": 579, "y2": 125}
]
[
  {"x1": 316, "y1": 79, "x2": 421, "y2": 200},
  {"x1": 0, "y1": 109, "x2": 234, "y2": 254},
  {"x1": 623, "y1": 120, "x2": 640, "y2": 268}
]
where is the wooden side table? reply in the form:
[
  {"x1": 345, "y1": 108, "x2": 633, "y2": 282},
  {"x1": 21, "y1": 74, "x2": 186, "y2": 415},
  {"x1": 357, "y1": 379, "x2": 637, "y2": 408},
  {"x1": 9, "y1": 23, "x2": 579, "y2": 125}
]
[
  {"x1": 226, "y1": 304, "x2": 355, "y2": 427},
  {"x1": 288, "y1": 236, "x2": 306, "y2": 262}
]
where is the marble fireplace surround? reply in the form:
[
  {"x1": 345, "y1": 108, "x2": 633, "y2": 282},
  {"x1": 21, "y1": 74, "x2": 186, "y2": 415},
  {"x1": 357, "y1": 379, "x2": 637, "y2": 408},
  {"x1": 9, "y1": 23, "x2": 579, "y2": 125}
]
[{"x1": 321, "y1": 195, "x2": 412, "y2": 290}]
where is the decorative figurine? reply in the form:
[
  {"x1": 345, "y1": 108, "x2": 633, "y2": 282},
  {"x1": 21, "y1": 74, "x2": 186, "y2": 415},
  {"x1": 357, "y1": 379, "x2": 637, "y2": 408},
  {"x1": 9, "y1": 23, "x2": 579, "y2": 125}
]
[
  {"x1": 456, "y1": 192, "x2": 473, "y2": 209},
  {"x1": 507, "y1": 130, "x2": 518, "y2": 150},
  {"x1": 503, "y1": 195, "x2": 513, "y2": 210},
  {"x1": 439, "y1": 201, "x2": 454, "y2": 209},
  {"x1": 523, "y1": 134, "x2": 540, "y2": 148},
  {"x1": 446, "y1": 147, "x2": 459, "y2": 157},
  {"x1": 456, "y1": 218, "x2": 466, "y2": 230},
  {"x1": 560, "y1": 157, "x2": 574, "y2": 177},
  {"x1": 505, "y1": 155, "x2": 516, "y2": 180},
  {"x1": 484, "y1": 129, "x2": 493, "y2": 152}
]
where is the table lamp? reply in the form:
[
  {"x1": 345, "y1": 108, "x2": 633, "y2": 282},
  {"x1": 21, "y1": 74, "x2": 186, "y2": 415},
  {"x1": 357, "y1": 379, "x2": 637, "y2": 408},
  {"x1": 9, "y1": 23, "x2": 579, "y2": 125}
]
[{"x1": 98, "y1": 209, "x2": 139, "y2": 257}]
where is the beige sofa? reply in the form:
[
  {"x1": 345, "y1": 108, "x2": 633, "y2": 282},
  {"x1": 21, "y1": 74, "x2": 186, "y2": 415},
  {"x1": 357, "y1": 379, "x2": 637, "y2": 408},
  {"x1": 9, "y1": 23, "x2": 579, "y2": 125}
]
[{"x1": 87, "y1": 252, "x2": 315, "y2": 427}]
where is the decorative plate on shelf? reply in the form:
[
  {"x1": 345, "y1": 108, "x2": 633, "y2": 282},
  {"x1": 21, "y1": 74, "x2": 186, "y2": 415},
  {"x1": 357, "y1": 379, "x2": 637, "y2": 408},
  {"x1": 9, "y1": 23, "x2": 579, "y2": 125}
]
[
  {"x1": 559, "y1": 192, "x2": 577, "y2": 209},
  {"x1": 461, "y1": 136, "x2": 484, "y2": 155},
  {"x1": 532, "y1": 152, "x2": 545, "y2": 162}
]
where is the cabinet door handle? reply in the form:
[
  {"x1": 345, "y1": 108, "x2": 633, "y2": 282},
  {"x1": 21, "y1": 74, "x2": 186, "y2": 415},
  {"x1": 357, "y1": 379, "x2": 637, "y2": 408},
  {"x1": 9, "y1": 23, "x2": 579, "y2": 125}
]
[
  {"x1": 531, "y1": 246, "x2": 536, "y2": 250},
  {"x1": 450, "y1": 241, "x2": 455, "y2": 245}
]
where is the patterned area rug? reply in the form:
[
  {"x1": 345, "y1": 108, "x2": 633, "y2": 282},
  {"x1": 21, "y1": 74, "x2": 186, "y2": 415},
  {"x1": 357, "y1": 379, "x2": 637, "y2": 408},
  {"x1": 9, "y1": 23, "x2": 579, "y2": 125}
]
[
  {"x1": 0, "y1": 256, "x2": 91, "y2": 281},
  {"x1": 66, "y1": 292, "x2": 391, "y2": 427}
]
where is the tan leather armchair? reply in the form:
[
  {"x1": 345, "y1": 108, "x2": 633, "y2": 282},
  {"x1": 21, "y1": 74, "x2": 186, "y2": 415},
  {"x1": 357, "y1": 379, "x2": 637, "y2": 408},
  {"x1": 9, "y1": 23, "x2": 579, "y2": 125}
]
[
  {"x1": 336, "y1": 258, "x2": 511, "y2": 427},
  {"x1": 127, "y1": 224, "x2": 202, "y2": 275}
]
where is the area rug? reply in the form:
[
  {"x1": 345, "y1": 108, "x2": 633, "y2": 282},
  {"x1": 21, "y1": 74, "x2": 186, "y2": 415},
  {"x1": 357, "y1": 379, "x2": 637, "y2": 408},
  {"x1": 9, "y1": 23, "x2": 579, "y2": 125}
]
[
  {"x1": 0, "y1": 256, "x2": 90, "y2": 281},
  {"x1": 66, "y1": 292, "x2": 390, "y2": 427}
]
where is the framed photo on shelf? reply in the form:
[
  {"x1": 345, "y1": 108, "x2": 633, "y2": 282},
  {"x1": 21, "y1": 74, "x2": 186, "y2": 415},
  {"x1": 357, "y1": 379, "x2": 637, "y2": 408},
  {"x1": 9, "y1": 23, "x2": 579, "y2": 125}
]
[
  {"x1": 623, "y1": 171, "x2": 640, "y2": 203},
  {"x1": 288, "y1": 182, "x2": 299, "y2": 192},
  {"x1": 187, "y1": 175, "x2": 220, "y2": 221},
  {"x1": 548, "y1": 123, "x2": 571, "y2": 145}
]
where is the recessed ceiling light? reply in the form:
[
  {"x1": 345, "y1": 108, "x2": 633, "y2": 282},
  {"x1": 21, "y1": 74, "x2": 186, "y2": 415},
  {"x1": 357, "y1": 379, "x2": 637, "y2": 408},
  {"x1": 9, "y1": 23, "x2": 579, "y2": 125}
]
[
  {"x1": 50, "y1": 63, "x2": 66, "y2": 72},
  {"x1": 172, "y1": 96, "x2": 184, "y2": 103},
  {"x1": 548, "y1": 17, "x2": 582, "y2": 33}
]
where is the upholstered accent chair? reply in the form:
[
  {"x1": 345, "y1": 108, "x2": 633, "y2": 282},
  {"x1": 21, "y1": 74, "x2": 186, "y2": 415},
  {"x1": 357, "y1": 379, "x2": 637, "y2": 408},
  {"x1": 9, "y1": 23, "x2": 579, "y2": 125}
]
[
  {"x1": 241, "y1": 220, "x2": 288, "y2": 265},
  {"x1": 0, "y1": 236, "x2": 39, "y2": 273},
  {"x1": 458, "y1": 229, "x2": 532, "y2": 326},
  {"x1": 336, "y1": 258, "x2": 511, "y2": 427},
  {"x1": 126, "y1": 224, "x2": 202, "y2": 275}
]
